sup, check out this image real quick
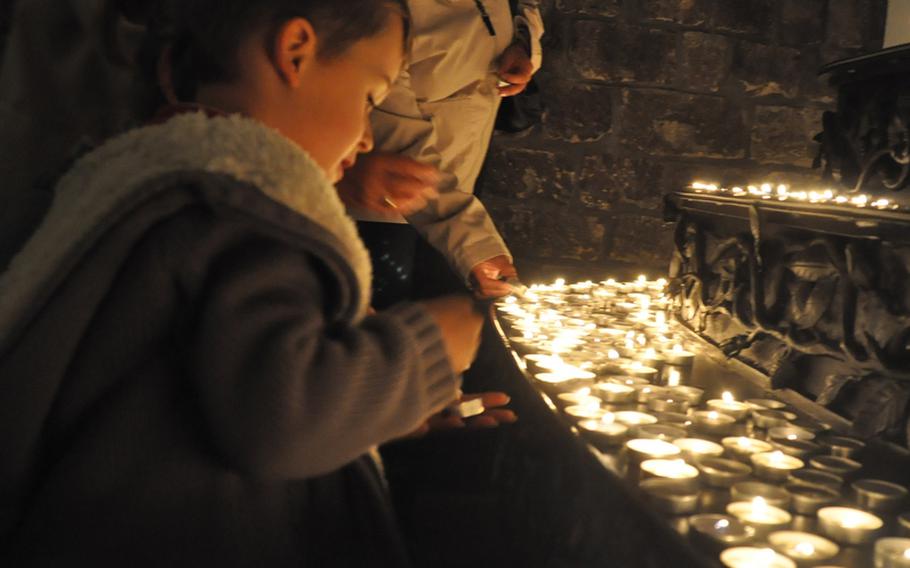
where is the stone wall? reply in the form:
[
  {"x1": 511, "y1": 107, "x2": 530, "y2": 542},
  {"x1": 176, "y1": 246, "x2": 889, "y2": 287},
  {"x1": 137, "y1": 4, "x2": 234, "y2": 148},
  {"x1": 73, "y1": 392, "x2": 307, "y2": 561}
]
[{"x1": 481, "y1": 0, "x2": 887, "y2": 280}]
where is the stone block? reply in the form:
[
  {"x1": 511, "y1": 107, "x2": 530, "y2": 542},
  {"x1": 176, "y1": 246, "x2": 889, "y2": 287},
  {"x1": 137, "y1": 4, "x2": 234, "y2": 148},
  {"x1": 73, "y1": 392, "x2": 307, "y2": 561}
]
[
  {"x1": 540, "y1": 81, "x2": 614, "y2": 142},
  {"x1": 556, "y1": 0, "x2": 622, "y2": 17},
  {"x1": 826, "y1": 0, "x2": 864, "y2": 49},
  {"x1": 568, "y1": 20, "x2": 677, "y2": 84},
  {"x1": 491, "y1": 203, "x2": 606, "y2": 262},
  {"x1": 620, "y1": 89, "x2": 747, "y2": 159},
  {"x1": 572, "y1": 154, "x2": 666, "y2": 212},
  {"x1": 640, "y1": 0, "x2": 713, "y2": 25},
  {"x1": 712, "y1": 0, "x2": 774, "y2": 38},
  {"x1": 680, "y1": 32, "x2": 733, "y2": 92},
  {"x1": 602, "y1": 215, "x2": 674, "y2": 268},
  {"x1": 751, "y1": 105, "x2": 824, "y2": 166},
  {"x1": 480, "y1": 145, "x2": 575, "y2": 205},
  {"x1": 780, "y1": 0, "x2": 826, "y2": 46},
  {"x1": 731, "y1": 41, "x2": 803, "y2": 98}
]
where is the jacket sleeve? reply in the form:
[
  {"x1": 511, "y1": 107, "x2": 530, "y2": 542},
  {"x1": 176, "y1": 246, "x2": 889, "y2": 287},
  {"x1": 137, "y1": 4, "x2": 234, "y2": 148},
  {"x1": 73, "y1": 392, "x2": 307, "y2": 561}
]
[
  {"x1": 514, "y1": 0, "x2": 544, "y2": 71},
  {"x1": 369, "y1": 69, "x2": 513, "y2": 280},
  {"x1": 187, "y1": 234, "x2": 459, "y2": 479}
]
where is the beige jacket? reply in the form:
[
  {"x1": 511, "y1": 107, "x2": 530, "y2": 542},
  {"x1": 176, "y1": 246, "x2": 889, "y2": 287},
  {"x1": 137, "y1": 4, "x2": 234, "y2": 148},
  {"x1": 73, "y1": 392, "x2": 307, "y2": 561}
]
[{"x1": 350, "y1": 0, "x2": 544, "y2": 280}]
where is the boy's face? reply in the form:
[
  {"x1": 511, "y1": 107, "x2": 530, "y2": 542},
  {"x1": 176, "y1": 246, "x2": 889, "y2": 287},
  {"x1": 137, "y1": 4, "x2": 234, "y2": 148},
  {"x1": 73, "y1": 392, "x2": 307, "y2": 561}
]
[{"x1": 278, "y1": 15, "x2": 404, "y2": 183}]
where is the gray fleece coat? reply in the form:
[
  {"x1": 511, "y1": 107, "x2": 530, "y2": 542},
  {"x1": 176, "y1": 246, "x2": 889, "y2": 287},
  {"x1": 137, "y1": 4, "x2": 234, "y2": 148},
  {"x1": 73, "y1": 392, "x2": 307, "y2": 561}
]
[{"x1": 0, "y1": 112, "x2": 459, "y2": 566}]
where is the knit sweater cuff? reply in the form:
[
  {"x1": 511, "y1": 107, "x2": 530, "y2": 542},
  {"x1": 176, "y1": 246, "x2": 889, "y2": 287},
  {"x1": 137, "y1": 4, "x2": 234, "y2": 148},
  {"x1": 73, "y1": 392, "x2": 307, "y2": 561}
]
[{"x1": 385, "y1": 302, "x2": 461, "y2": 412}]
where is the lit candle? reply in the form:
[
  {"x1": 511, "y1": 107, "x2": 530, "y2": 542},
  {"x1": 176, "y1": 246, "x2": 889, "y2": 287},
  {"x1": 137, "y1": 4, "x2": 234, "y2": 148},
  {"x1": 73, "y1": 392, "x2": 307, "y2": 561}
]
[
  {"x1": 534, "y1": 369, "x2": 596, "y2": 384},
  {"x1": 646, "y1": 396, "x2": 689, "y2": 414},
  {"x1": 767, "y1": 426, "x2": 815, "y2": 442},
  {"x1": 691, "y1": 410, "x2": 737, "y2": 436},
  {"x1": 577, "y1": 414, "x2": 629, "y2": 447},
  {"x1": 622, "y1": 361, "x2": 659, "y2": 382},
  {"x1": 852, "y1": 479, "x2": 909, "y2": 515},
  {"x1": 556, "y1": 387, "x2": 601, "y2": 408},
  {"x1": 730, "y1": 482, "x2": 791, "y2": 510},
  {"x1": 625, "y1": 438, "x2": 681, "y2": 463},
  {"x1": 665, "y1": 367, "x2": 682, "y2": 387},
  {"x1": 720, "y1": 547, "x2": 796, "y2": 568},
  {"x1": 817, "y1": 506, "x2": 883, "y2": 545},
  {"x1": 697, "y1": 457, "x2": 753, "y2": 488},
  {"x1": 808, "y1": 455, "x2": 861, "y2": 478},
  {"x1": 593, "y1": 381, "x2": 636, "y2": 404},
  {"x1": 668, "y1": 385, "x2": 704, "y2": 405},
  {"x1": 752, "y1": 409, "x2": 797, "y2": 429},
  {"x1": 727, "y1": 497, "x2": 793, "y2": 536},
  {"x1": 673, "y1": 438, "x2": 724, "y2": 461},
  {"x1": 563, "y1": 403, "x2": 606, "y2": 422},
  {"x1": 640, "y1": 458, "x2": 699, "y2": 487},
  {"x1": 767, "y1": 531, "x2": 839, "y2": 563},
  {"x1": 750, "y1": 451, "x2": 804, "y2": 483},
  {"x1": 689, "y1": 514, "x2": 756, "y2": 548},
  {"x1": 874, "y1": 538, "x2": 910, "y2": 568},
  {"x1": 707, "y1": 392, "x2": 750, "y2": 421},
  {"x1": 664, "y1": 344, "x2": 695, "y2": 367},
  {"x1": 614, "y1": 411, "x2": 659, "y2": 426}
]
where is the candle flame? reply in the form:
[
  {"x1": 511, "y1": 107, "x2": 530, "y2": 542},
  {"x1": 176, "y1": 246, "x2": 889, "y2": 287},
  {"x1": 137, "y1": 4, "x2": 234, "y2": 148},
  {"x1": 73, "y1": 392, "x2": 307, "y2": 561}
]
[
  {"x1": 608, "y1": 349, "x2": 620, "y2": 360},
  {"x1": 752, "y1": 497, "x2": 768, "y2": 514},
  {"x1": 602, "y1": 412, "x2": 615, "y2": 425},
  {"x1": 667, "y1": 368, "x2": 681, "y2": 387},
  {"x1": 708, "y1": 411, "x2": 719, "y2": 420},
  {"x1": 722, "y1": 391, "x2": 734, "y2": 403},
  {"x1": 577, "y1": 387, "x2": 591, "y2": 397},
  {"x1": 672, "y1": 344, "x2": 684, "y2": 353},
  {"x1": 794, "y1": 542, "x2": 816, "y2": 557}
]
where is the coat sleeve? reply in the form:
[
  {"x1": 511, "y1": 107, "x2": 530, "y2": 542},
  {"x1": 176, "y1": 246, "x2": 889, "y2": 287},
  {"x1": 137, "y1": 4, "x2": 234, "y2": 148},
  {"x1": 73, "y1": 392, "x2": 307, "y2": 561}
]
[
  {"x1": 187, "y1": 233, "x2": 459, "y2": 479},
  {"x1": 369, "y1": 68, "x2": 513, "y2": 280},
  {"x1": 514, "y1": 0, "x2": 544, "y2": 71}
]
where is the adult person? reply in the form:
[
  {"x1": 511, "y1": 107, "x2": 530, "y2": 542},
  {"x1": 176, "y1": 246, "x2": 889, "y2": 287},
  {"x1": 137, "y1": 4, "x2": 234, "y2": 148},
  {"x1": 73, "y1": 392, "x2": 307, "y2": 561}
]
[
  {"x1": 337, "y1": 0, "x2": 544, "y2": 307},
  {"x1": 0, "y1": 1, "x2": 486, "y2": 565}
]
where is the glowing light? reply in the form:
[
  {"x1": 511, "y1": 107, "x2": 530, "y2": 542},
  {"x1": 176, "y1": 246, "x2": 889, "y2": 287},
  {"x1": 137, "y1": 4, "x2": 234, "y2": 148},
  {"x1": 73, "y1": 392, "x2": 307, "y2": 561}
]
[{"x1": 722, "y1": 391, "x2": 735, "y2": 403}]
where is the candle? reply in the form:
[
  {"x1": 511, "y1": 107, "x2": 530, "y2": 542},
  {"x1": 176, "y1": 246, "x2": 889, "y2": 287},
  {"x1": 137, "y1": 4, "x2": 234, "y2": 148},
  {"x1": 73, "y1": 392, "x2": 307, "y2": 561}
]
[
  {"x1": 768, "y1": 531, "x2": 839, "y2": 564},
  {"x1": 876, "y1": 538, "x2": 910, "y2": 568},
  {"x1": 817, "y1": 506, "x2": 883, "y2": 545},
  {"x1": 668, "y1": 385, "x2": 704, "y2": 405},
  {"x1": 697, "y1": 457, "x2": 753, "y2": 488},
  {"x1": 769, "y1": 437, "x2": 821, "y2": 460},
  {"x1": 707, "y1": 392, "x2": 750, "y2": 421},
  {"x1": 622, "y1": 361, "x2": 659, "y2": 382},
  {"x1": 633, "y1": 384, "x2": 665, "y2": 403},
  {"x1": 768, "y1": 426, "x2": 815, "y2": 442},
  {"x1": 577, "y1": 416, "x2": 629, "y2": 447},
  {"x1": 809, "y1": 455, "x2": 861, "y2": 478},
  {"x1": 751, "y1": 451, "x2": 804, "y2": 483},
  {"x1": 752, "y1": 409, "x2": 797, "y2": 429},
  {"x1": 614, "y1": 411, "x2": 659, "y2": 426},
  {"x1": 727, "y1": 498, "x2": 793, "y2": 537},
  {"x1": 720, "y1": 547, "x2": 796, "y2": 568},
  {"x1": 852, "y1": 479, "x2": 908, "y2": 514},
  {"x1": 640, "y1": 478, "x2": 699, "y2": 515},
  {"x1": 689, "y1": 514, "x2": 756, "y2": 548},
  {"x1": 665, "y1": 367, "x2": 682, "y2": 387},
  {"x1": 785, "y1": 483, "x2": 839, "y2": 515},
  {"x1": 655, "y1": 411, "x2": 691, "y2": 428},
  {"x1": 593, "y1": 381, "x2": 636, "y2": 404},
  {"x1": 692, "y1": 410, "x2": 737, "y2": 436},
  {"x1": 731, "y1": 482, "x2": 791, "y2": 510},
  {"x1": 556, "y1": 388, "x2": 601, "y2": 408},
  {"x1": 788, "y1": 468, "x2": 843, "y2": 490},
  {"x1": 646, "y1": 396, "x2": 690, "y2": 414},
  {"x1": 818, "y1": 435, "x2": 866, "y2": 459},
  {"x1": 673, "y1": 438, "x2": 723, "y2": 460},
  {"x1": 625, "y1": 438, "x2": 681, "y2": 463},
  {"x1": 534, "y1": 369, "x2": 596, "y2": 384},
  {"x1": 664, "y1": 344, "x2": 695, "y2": 366},
  {"x1": 640, "y1": 458, "x2": 700, "y2": 488},
  {"x1": 563, "y1": 404, "x2": 606, "y2": 422},
  {"x1": 723, "y1": 437, "x2": 774, "y2": 462},
  {"x1": 634, "y1": 424, "x2": 687, "y2": 442}
]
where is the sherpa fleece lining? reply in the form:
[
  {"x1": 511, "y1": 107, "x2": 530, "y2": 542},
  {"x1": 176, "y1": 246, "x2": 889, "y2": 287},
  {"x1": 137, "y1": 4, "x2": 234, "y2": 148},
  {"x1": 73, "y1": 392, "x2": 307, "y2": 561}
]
[{"x1": 0, "y1": 112, "x2": 372, "y2": 350}]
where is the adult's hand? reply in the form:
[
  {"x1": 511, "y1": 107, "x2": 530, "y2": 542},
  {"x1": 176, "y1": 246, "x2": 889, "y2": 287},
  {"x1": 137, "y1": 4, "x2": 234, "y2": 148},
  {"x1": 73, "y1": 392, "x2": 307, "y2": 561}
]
[
  {"x1": 470, "y1": 255, "x2": 518, "y2": 299},
  {"x1": 405, "y1": 392, "x2": 518, "y2": 437},
  {"x1": 336, "y1": 152, "x2": 440, "y2": 216},
  {"x1": 497, "y1": 43, "x2": 534, "y2": 97}
]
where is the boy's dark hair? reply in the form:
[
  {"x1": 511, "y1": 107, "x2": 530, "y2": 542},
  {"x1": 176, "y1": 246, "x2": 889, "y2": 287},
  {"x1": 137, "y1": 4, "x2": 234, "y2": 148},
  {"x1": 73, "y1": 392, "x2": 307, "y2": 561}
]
[{"x1": 137, "y1": 0, "x2": 408, "y2": 109}]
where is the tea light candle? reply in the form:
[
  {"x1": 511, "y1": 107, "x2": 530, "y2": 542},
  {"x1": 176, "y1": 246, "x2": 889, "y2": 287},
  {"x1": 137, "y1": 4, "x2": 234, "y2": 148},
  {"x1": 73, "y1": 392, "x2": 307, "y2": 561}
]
[
  {"x1": 723, "y1": 437, "x2": 774, "y2": 462},
  {"x1": 819, "y1": 435, "x2": 866, "y2": 459},
  {"x1": 768, "y1": 531, "x2": 839, "y2": 564},
  {"x1": 633, "y1": 384, "x2": 664, "y2": 403},
  {"x1": 623, "y1": 361, "x2": 659, "y2": 382},
  {"x1": 817, "y1": 506, "x2": 883, "y2": 545},
  {"x1": 674, "y1": 438, "x2": 724, "y2": 460},
  {"x1": 578, "y1": 416, "x2": 629, "y2": 447},
  {"x1": 646, "y1": 396, "x2": 690, "y2": 414},
  {"x1": 788, "y1": 468, "x2": 843, "y2": 490},
  {"x1": 768, "y1": 426, "x2": 815, "y2": 442},
  {"x1": 655, "y1": 411, "x2": 691, "y2": 428},
  {"x1": 640, "y1": 478, "x2": 699, "y2": 515},
  {"x1": 664, "y1": 344, "x2": 695, "y2": 366},
  {"x1": 809, "y1": 456, "x2": 861, "y2": 478},
  {"x1": 593, "y1": 381, "x2": 636, "y2": 404},
  {"x1": 608, "y1": 375, "x2": 650, "y2": 387},
  {"x1": 720, "y1": 547, "x2": 796, "y2": 568},
  {"x1": 707, "y1": 392, "x2": 750, "y2": 421},
  {"x1": 635, "y1": 424, "x2": 687, "y2": 442},
  {"x1": 874, "y1": 538, "x2": 910, "y2": 568},
  {"x1": 853, "y1": 479, "x2": 908, "y2": 514},
  {"x1": 556, "y1": 388, "x2": 601, "y2": 408},
  {"x1": 668, "y1": 385, "x2": 705, "y2": 405},
  {"x1": 614, "y1": 411, "x2": 659, "y2": 426},
  {"x1": 784, "y1": 483, "x2": 839, "y2": 515},
  {"x1": 731, "y1": 482, "x2": 791, "y2": 509},
  {"x1": 751, "y1": 451, "x2": 804, "y2": 483},
  {"x1": 641, "y1": 458, "x2": 700, "y2": 488},
  {"x1": 769, "y1": 437, "x2": 821, "y2": 460},
  {"x1": 689, "y1": 514, "x2": 756, "y2": 548},
  {"x1": 727, "y1": 498, "x2": 793, "y2": 537},
  {"x1": 697, "y1": 457, "x2": 753, "y2": 488},
  {"x1": 563, "y1": 404, "x2": 606, "y2": 422},
  {"x1": 534, "y1": 369, "x2": 596, "y2": 385},
  {"x1": 625, "y1": 438, "x2": 681, "y2": 463},
  {"x1": 665, "y1": 367, "x2": 682, "y2": 387},
  {"x1": 692, "y1": 410, "x2": 737, "y2": 436},
  {"x1": 752, "y1": 409, "x2": 798, "y2": 429}
]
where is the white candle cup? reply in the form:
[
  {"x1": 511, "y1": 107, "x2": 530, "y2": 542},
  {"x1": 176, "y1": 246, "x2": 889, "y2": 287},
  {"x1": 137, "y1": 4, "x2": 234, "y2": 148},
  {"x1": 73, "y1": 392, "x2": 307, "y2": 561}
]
[
  {"x1": 784, "y1": 483, "x2": 840, "y2": 516},
  {"x1": 817, "y1": 506, "x2": 883, "y2": 545},
  {"x1": 614, "y1": 411, "x2": 659, "y2": 426},
  {"x1": 752, "y1": 409, "x2": 798, "y2": 429},
  {"x1": 731, "y1": 482, "x2": 792, "y2": 510},
  {"x1": 875, "y1": 537, "x2": 910, "y2": 568},
  {"x1": 720, "y1": 547, "x2": 796, "y2": 568},
  {"x1": 853, "y1": 479, "x2": 908, "y2": 515},
  {"x1": 751, "y1": 451, "x2": 804, "y2": 483},
  {"x1": 819, "y1": 435, "x2": 866, "y2": 460},
  {"x1": 688, "y1": 514, "x2": 756, "y2": 548},
  {"x1": 593, "y1": 381, "x2": 636, "y2": 404},
  {"x1": 727, "y1": 499, "x2": 793, "y2": 537},
  {"x1": 635, "y1": 423, "x2": 688, "y2": 442},
  {"x1": 692, "y1": 411, "x2": 737, "y2": 436},
  {"x1": 809, "y1": 455, "x2": 862, "y2": 479},
  {"x1": 646, "y1": 396, "x2": 690, "y2": 414},
  {"x1": 625, "y1": 438, "x2": 682, "y2": 464},
  {"x1": 707, "y1": 398, "x2": 750, "y2": 422},
  {"x1": 577, "y1": 418, "x2": 629, "y2": 447},
  {"x1": 723, "y1": 437, "x2": 774, "y2": 462},
  {"x1": 674, "y1": 438, "x2": 724, "y2": 461},
  {"x1": 697, "y1": 457, "x2": 753, "y2": 488},
  {"x1": 640, "y1": 478, "x2": 699, "y2": 516},
  {"x1": 788, "y1": 468, "x2": 844, "y2": 490},
  {"x1": 768, "y1": 531, "x2": 839, "y2": 564},
  {"x1": 668, "y1": 385, "x2": 704, "y2": 406},
  {"x1": 640, "y1": 458, "x2": 700, "y2": 490},
  {"x1": 745, "y1": 398, "x2": 788, "y2": 411}
]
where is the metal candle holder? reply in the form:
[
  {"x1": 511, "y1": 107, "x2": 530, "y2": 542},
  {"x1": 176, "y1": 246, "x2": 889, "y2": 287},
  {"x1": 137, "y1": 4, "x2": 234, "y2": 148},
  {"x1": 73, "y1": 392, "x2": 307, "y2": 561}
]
[
  {"x1": 852, "y1": 478, "x2": 908, "y2": 515},
  {"x1": 785, "y1": 483, "x2": 840, "y2": 515},
  {"x1": 641, "y1": 478, "x2": 699, "y2": 515},
  {"x1": 817, "y1": 506, "x2": 883, "y2": 545},
  {"x1": 730, "y1": 482, "x2": 791, "y2": 510},
  {"x1": 697, "y1": 457, "x2": 753, "y2": 488},
  {"x1": 788, "y1": 468, "x2": 844, "y2": 490},
  {"x1": 809, "y1": 455, "x2": 862, "y2": 479},
  {"x1": 818, "y1": 435, "x2": 866, "y2": 459}
]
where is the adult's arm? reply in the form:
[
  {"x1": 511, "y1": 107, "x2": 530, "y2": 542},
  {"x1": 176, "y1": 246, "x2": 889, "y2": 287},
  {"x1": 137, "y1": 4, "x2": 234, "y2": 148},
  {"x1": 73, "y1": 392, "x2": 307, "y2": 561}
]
[{"x1": 514, "y1": 0, "x2": 545, "y2": 71}]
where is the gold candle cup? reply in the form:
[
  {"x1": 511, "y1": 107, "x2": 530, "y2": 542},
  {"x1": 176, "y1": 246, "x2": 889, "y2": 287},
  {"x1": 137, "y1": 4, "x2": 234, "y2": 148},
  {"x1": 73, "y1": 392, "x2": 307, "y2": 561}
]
[
  {"x1": 646, "y1": 396, "x2": 690, "y2": 414},
  {"x1": 556, "y1": 391, "x2": 601, "y2": 408},
  {"x1": 789, "y1": 468, "x2": 844, "y2": 490},
  {"x1": 768, "y1": 531, "x2": 839, "y2": 564},
  {"x1": 751, "y1": 451, "x2": 804, "y2": 483},
  {"x1": 640, "y1": 478, "x2": 699, "y2": 515},
  {"x1": 752, "y1": 409, "x2": 798, "y2": 429},
  {"x1": 819, "y1": 435, "x2": 866, "y2": 460},
  {"x1": 785, "y1": 483, "x2": 840, "y2": 515},
  {"x1": 853, "y1": 479, "x2": 908, "y2": 515},
  {"x1": 731, "y1": 482, "x2": 791, "y2": 510},
  {"x1": 633, "y1": 385, "x2": 665, "y2": 404},
  {"x1": 697, "y1": 457, "x2": 753, "y2": 488},
  {"x1": 663, "y1": 347, "x2": 695, "y2": 366},
  {"x1": 606, "y1": 375, "x2": 651, "y2": 388},
  {"x1": 577, "y1": 418, "x2": 629, "y2": 447},
  {"x1": 634, "y1": 424, "x2": 687, "y2": 442},
  {"x1": 727, "y1": 499, "x2": 793, "y2": 538},
  {"x1": 723, "y1": 437, "x2": 774, "y2": 462},
  {"x1": 809, "y1": 455, "x2": 861, "y2": 479},
  {"x1": 817, "y1": 506, "x2": 883, "y2": 545}
]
